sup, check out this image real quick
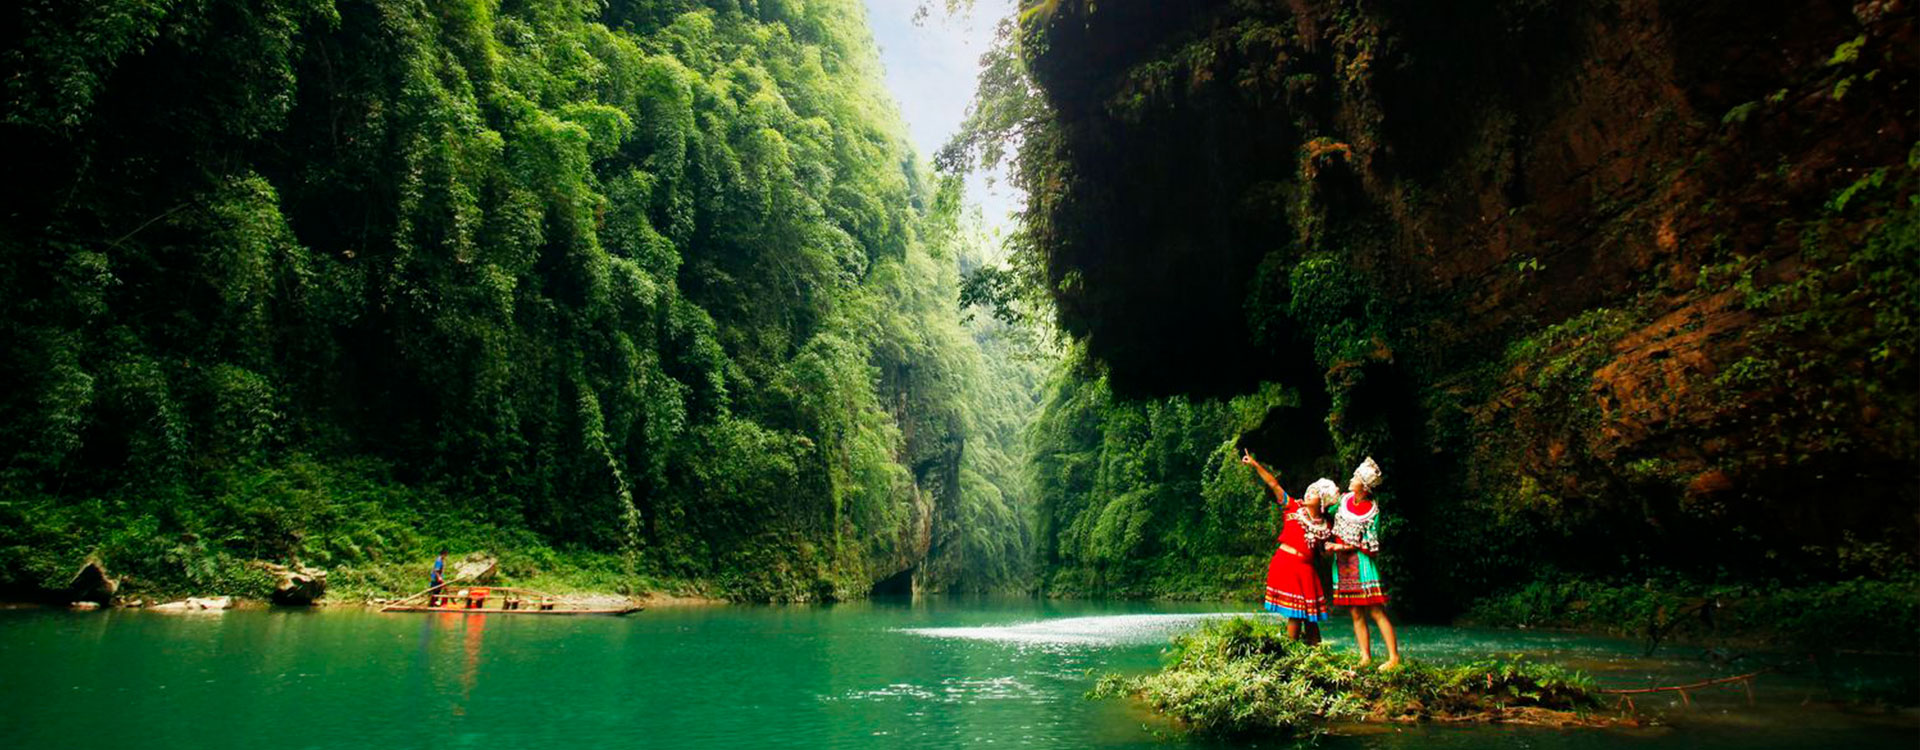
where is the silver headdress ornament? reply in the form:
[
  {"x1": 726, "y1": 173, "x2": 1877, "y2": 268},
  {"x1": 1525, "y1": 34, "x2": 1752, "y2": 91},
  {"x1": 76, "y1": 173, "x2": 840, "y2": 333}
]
[
  {"x1": 1305, "y1": 478, "x2": 1341, "y2": 505},
  {"x1": 1351, "y1": 457, "x2": 1383, "y2": 490}
]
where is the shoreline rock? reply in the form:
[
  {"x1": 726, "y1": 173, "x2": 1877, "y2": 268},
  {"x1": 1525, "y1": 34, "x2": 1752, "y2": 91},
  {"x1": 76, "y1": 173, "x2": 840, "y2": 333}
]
[
  {"x1": 66, "y1": 560, "x2": 118, "y2": 605},
  {"x1": 451, "y1": 555, "x2": 497, "y2": 584},
  {"x1": 152, "y1": 596, "x2": 232, "y2": 612},
  {"x1": 261, "y1": 563, "x2": 328, "y2": 606}
]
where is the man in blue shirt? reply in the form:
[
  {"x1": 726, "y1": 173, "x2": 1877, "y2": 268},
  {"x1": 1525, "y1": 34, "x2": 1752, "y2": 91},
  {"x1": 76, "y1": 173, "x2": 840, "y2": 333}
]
[{"x1": 429, "y1": 549, "x2": 448, "y2": 605}]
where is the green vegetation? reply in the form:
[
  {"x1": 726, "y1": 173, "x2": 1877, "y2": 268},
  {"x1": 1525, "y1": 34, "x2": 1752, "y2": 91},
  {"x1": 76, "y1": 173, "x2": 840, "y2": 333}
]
[
  {"x1": 1462, "y1": 572, "x2": 1920, "y2": 656},
  {"x1": 1026, "y1": 359, "x2": 1341, "y2": 597},
  {"x1": 1091, "y1": 617, "x2": 1604, "y2": 738},
  {"x1": 0, "y1": 0, "x2": 1043, "y2": 601},
  {"x1": 0, "y1": 454, "x2": 677, "y2": 601}
]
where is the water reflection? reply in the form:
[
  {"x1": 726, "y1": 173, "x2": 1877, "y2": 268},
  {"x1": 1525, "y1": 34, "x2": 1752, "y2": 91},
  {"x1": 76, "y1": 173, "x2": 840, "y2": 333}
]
[{"x1": 0, "y1": 602, "x2": 1910, "y2": 750}]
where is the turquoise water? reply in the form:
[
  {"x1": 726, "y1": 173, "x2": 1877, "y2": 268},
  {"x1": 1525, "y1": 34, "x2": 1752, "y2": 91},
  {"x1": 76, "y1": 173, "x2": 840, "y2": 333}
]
[{"x1": 0, "y1": 598, "x2": 1912, "y2": 749}]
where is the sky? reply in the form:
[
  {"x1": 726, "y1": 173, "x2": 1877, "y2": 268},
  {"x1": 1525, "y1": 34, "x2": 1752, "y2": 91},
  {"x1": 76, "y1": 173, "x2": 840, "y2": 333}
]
[{"x1": 862, "y1": 0, "x2": 1021, "y2": 235}]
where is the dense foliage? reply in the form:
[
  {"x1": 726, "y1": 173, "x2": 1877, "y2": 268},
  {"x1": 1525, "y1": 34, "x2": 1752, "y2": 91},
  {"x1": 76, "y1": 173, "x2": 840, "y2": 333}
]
[
  {"x1": 1024, "y1": 351, "x2": 1361, "y2": 596},
  {"x1": 1091, "y1": 617, "x2": 1604, "y2": 737},
  {"x1": 0, "y1": 0, "x2": 1040, "y2": 600}
]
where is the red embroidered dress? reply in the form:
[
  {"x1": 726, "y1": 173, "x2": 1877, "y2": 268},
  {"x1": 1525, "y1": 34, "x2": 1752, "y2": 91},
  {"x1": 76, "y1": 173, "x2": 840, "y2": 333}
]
[{"x1": 1263, "y1": 487, "x2": 1330, "y2": 621}]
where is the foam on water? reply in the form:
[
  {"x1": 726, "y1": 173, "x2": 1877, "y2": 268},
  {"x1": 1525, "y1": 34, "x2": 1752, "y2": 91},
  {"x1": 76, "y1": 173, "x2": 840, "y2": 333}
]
[
  {"x1": 900, "y1": 612, "x2": 1245, "y2": 646},
  {"x1": 832, "y1": 676, "x2": 1047, "y2": 705}
]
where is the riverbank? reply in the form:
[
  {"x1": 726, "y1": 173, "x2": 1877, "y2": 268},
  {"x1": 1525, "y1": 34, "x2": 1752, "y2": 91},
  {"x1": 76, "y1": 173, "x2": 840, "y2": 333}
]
[
  {"x1": 0, "y1": 451, "x2": 954, "y2": 609},
  {"x1": 0, "y1": 543, "x2": 727, "y2": 610},
  {"x1": 1459, "y1": 574, "x2": 1920, "y2": 656}
]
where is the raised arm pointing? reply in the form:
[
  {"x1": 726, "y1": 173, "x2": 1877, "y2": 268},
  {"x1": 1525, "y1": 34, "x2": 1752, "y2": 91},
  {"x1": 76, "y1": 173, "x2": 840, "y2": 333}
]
[{"x1": 1240, "y1": 449, "x2": 1290, "y2": 509}]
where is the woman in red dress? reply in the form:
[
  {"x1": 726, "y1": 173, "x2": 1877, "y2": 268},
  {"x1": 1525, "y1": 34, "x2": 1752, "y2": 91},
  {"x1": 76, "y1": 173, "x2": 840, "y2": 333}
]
[{"x1": 1242, "y1": 450, "x2": 1330, "y2": 643}]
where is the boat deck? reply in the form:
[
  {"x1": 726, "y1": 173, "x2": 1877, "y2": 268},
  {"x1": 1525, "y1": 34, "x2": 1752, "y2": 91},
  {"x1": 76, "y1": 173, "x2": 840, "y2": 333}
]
[{"x1": 380, "y1": 584, "x2": 642, "y2": 616}]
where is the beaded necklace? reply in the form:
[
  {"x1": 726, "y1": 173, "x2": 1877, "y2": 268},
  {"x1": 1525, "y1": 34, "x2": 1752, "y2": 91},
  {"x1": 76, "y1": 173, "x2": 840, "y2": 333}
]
[{"x1": 1331, "y1": 493, "x2": 1377, "y2": 545}]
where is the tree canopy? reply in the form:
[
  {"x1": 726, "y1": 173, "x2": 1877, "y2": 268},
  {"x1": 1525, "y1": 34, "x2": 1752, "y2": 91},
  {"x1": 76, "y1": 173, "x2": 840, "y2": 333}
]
[{"x1": 0, "y1": 0, "x2": 1040, "y2": 599}]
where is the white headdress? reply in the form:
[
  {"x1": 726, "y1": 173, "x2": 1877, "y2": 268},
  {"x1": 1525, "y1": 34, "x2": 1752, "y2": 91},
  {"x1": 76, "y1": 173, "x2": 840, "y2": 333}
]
[
  {"x1": 1351, "y1": 457, "x2": 1382, "y2": 490},
  {"x1": 1305, "y1": 478, "x2": 1341, "y2": 506}
]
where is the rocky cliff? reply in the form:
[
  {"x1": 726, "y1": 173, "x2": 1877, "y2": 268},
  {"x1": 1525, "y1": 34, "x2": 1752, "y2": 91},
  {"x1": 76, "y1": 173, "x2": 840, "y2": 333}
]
[{"x1": 1015, "y1": 0, "x2": 1916, "y2": 606}]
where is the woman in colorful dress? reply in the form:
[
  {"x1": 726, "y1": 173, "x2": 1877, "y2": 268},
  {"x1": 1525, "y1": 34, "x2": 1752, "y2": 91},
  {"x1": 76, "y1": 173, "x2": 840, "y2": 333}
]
[
  {"x1": 1327, "y1": 456, "x2": 1402, "y2": 670},
  {"x1": 1241, "y1": 450, "x2": 1332, "y2": 643}
]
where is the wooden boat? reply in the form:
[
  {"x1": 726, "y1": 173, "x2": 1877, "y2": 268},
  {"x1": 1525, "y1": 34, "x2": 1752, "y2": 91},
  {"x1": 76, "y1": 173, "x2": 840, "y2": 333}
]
[
  {"x1": 380, "y1": 585, "x2": 643, "y2": 616},
  {"x1": 380, "y1": 603, "x2": 643, "y2": 615}
]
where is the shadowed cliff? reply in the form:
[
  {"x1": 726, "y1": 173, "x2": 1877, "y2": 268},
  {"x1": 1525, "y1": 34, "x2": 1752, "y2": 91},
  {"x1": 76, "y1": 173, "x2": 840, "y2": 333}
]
[{"x1": 1015, "y1": 0, "x2": 1917, "y2": 612}]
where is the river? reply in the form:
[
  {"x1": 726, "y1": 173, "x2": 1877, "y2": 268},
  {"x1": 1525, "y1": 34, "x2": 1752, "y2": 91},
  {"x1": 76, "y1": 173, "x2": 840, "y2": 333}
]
[{"x1": 1, "y1": 598, "x2": 1912, "y2": 749}]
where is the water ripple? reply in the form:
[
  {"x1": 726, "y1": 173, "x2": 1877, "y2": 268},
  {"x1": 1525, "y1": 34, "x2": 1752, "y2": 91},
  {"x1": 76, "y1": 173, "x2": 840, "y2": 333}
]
[{"x1": 831, "y1": 676, "x2": 1045, "y2": 704}]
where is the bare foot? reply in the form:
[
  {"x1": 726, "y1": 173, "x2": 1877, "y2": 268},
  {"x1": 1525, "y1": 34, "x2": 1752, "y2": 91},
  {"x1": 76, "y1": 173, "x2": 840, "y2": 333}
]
[
  {"x1": 1356, "y1": 657, "x2": 1372, "y2": 669},
  {"x1": 1378, "y1": 657, "x2": 1401, "y2": 672}
]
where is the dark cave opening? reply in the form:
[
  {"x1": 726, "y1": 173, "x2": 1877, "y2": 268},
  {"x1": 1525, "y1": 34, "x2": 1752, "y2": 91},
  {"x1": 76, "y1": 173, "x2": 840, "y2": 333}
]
[{"x1": 870, "y1": 566, "x2": 915, "y2": 597}]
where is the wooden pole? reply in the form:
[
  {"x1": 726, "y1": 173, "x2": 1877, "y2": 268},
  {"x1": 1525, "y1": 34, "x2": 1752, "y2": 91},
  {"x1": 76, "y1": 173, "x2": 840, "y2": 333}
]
[
  {"x1": 1600, "y1": 669, "x2": 1768, "y2": 715},
  {"x1": 1598, "y1": 670, "x2": 1767, "y2": 695},
  {"x1": 382, "y1": 582, "x2": 450, "y2": 610}
]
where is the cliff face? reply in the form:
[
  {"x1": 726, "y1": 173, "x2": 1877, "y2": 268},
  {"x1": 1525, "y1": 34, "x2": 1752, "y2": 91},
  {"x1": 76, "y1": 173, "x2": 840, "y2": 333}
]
[{"x1": 1017, "y1": 0, "x2": 1916, "y2": 604}]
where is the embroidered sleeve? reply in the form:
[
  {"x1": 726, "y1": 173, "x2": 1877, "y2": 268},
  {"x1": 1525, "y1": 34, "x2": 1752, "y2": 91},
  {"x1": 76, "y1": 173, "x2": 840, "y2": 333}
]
[{"x1": 1359, "y1": 514, "x2": 1380, "y2": 554}]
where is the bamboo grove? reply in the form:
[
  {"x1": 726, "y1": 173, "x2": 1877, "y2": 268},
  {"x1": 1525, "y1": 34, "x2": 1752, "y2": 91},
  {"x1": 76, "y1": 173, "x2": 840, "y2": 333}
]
[{"x1": 0, "y1": 0, "x2": 1041, "y2": 599}]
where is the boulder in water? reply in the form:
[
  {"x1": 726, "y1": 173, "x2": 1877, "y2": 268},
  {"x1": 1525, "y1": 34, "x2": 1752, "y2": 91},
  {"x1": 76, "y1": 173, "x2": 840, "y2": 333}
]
[
  {"x1": 452, "y1": 555, "x2": 497, "y2": 583},
  {"x1": 261, "y1": 562, "x2": 327, "y2": 605},
  {"x1": 152, "y1": 596, "x2": 232, "y2": 612},
  {"x1": 66, "y1": 560, "x2": 118, "y2": 604}
]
